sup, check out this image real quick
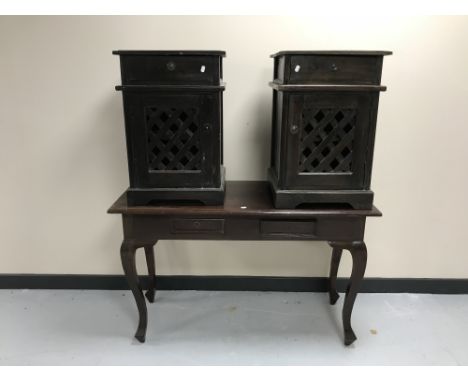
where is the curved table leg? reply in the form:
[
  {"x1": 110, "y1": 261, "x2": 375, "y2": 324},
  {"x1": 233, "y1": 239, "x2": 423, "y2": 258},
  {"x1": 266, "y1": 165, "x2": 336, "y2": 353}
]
[
  {"x1": 144, "y1": 242, "x2": 157, "y2": 303},
  {"x1": 120, "y1": 241, "x2": 147, "y2": 343},
  {"x1": 328, "y1": 247, "x2": 343, "y2": 305},
  {"x1": 329, "y1": 241, "x2": 367, "y2": 346}
]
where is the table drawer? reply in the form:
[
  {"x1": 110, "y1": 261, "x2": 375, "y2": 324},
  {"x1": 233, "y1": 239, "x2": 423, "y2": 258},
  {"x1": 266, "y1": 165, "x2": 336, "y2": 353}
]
[
  {"x1": 260, "y1": 220, "x2": 316, "y2": 238},
  {"x1": 171, "y1": 218, "x2": 225, "y2": 234}
]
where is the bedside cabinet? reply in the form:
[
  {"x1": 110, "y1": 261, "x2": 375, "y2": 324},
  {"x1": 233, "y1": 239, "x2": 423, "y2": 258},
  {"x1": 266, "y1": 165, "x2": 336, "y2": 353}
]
[
  {"x1": 268, "y1": 51, "x2": 391, "y2": 209},
  {"x1": 114, "y1": 50, "x2": 226, "y2": 205}
]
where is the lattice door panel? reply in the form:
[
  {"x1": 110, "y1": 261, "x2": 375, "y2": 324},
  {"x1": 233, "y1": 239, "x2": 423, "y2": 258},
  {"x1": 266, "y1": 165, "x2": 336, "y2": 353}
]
[
  {"x1": 145, "y1": 106, "x2": 202, "y2": 171},
  {"x1": 298, "y1": 108, "x2": 356, "y2": 173}
]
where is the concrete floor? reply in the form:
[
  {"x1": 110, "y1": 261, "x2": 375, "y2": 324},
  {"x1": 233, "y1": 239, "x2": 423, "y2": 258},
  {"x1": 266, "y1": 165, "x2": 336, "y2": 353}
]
[{"x1": 1, "y1": 289, "x2": 467, "y2": 365}]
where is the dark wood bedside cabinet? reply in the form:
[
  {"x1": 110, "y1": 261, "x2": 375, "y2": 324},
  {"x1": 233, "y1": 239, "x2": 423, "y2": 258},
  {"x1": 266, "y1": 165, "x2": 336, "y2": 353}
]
[
  {"x1": 268, "y1": 51, "x2": 391, "y2": 209},
  {"x1": 108, "y1": 181, "x2": 381, "y2": 346},
  {"x1": 114, "y1": 50, "x2": 226, "y2": 206}
]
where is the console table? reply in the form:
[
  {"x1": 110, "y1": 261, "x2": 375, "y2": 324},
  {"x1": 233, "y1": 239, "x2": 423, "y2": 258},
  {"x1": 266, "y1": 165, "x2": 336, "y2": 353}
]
[{"x1": 108, "y1": 180, "x2": 381, "y2": 346}]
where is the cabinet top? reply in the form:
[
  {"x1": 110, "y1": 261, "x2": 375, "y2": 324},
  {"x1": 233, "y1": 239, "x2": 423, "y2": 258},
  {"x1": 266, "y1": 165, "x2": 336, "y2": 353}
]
[
  {"x1": 271, "y1": 50, "x2": 392, "y2": 58},
  {"x1": 113, "y1": 50, "x2": 226, "y2": 57}
]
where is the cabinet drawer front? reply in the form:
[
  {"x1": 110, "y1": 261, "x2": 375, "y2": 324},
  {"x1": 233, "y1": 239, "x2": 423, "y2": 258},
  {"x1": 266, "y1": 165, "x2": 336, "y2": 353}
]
[
  {"x1": 120, "y1": 55, "x2": 221, "y2": 85},
  {"x1": 260, "y1": 220, "x2": 316, "y2": 238},
  {"x1": 171, "y1": 218, "x2": 225, "y2": 234},
  {"x1": 288, "y1": 55, "x2": 382, "y2": 85}
]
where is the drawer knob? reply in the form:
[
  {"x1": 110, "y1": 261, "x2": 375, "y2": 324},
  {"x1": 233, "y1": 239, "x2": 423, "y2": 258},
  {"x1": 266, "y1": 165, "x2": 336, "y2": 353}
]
[
  {"x1": 166, "y1": 61, "x2": 176, "y2": 71},
  {"x1": 330, "y1": 63, "x2": 338, "y2": 71},
  {"x1": 290, "y1": 124, "x2": 299, "y2": 134},
  {"x1": 294, "y1": 65, "x2": 301, "y2": 73},
  {"x1": 193, "y1": 221, "x2": 200, "y2": 228}
]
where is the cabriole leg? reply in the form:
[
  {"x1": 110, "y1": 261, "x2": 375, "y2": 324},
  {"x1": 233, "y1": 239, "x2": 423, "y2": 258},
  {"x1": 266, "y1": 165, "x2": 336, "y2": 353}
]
[
  {"x1": 329, "y1": 241, "x2": 367, "y2": 346},
  {"x1": 120, "y1": 241, "x2": 147, "y2": 343},
  {"x1": 144, "y1": 242, "x2": 157, "y2": 303},
  {"x1": 328, "y1": 247, "x2": 343, "y2": 305}
]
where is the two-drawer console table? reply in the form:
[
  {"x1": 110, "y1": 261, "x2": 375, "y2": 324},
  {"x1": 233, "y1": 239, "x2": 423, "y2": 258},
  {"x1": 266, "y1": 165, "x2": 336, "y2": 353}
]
[{"x1": 108, "y1": 180, "x2": 381, "y2": 346}]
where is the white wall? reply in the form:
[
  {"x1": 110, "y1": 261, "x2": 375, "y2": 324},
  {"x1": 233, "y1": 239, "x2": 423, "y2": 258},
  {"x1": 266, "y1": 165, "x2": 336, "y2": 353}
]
[{"x1": 1, "y1": 16, "x2": 467, "y2": 278}]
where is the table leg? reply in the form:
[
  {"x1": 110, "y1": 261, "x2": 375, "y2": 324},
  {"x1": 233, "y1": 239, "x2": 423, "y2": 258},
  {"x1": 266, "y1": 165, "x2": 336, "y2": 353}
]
[
  {"x1": 144, "y1": 242, "x2": 157, "y2": 303},
  {"x1": 120, "y1": 240, "x2": 147, "y2": 343},
  {"x1": 329, "y1": 241, "x2": 367, "y2": 346},
  {"x1": 328, "y1": 247, "x2": 343, "y2": 305}
]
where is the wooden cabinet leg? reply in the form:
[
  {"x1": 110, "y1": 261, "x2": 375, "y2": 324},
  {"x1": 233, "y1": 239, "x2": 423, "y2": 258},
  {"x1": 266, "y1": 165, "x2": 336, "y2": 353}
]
[
  {"x1": 120, "y1": 241, "x2": 147, "y2": 343},
  {"x1": 144, "y1": 242, "x2": 157, "y2": 303},
  {"x1": 328, "y1": 247, "x2": 343, "y2": 305},
  {"x1": 330, "y1": 241, "x2": 367, "y2": 346}
]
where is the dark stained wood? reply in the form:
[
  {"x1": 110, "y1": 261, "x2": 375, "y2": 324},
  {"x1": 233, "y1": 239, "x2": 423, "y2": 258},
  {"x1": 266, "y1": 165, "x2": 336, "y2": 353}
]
[
  {"x1": 114, "y1": 50, "x2": 226, "y2": 56},
  {"x1": 114, "y1": 50, "x2": 226, "y2": 206},
  {"x1": 329, "y1": 241, "x2": 368, "y2": 346},
  {"x1": 268, "y1": 51, "x2": 391, "y2": 209},
  {"x1": 328, "y1": 247, "x2": 343, "y2": 305},
  {"x1": 108, "y1": 181, "x2": 381, "y2": 218},
  {"x1": 110, "y1": 180, "x2": 381, "y2": 345},
  {"x1": 115, "y1": 84, "x2": 225, "y2": 91},
  {"x1": 271, "y1": 51, "x2": 392, "y2": 57},
  {"x1": 120, "y1": 241, "x2": 147, "y2": 343},
  {"x1": 268, "y1": 169, "x2": 375, "y2": 209},
  {"x1": 117, "y1": 56, "x2": 223, "y2": 86},
  {"x1": 269, "y1": 81, "x2": 386, "y2": 92},
  {"x1": 144, "y1": 244, "x2": 157, "y2": 303}
]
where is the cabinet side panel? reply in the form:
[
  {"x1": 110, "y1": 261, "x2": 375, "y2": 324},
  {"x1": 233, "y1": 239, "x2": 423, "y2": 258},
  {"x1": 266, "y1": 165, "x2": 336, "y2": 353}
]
[
  {"x1": 274, "y1": 91, "x2": 285, "y2": 181},
  {"x1": 363, "y1": 92, "x2": 381, "y2": 189}
]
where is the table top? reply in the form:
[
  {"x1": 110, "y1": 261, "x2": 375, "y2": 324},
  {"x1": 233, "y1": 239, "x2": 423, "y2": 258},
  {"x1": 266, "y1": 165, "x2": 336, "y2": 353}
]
[{"x1": 108, "y1": 181, "x2": 381, "y2": 218}]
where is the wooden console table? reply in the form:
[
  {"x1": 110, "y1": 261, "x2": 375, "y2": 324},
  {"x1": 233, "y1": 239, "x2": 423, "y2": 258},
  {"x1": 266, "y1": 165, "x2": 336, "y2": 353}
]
[{"x1": 108, "y1": 181, "x2": 381, "y2": 346}]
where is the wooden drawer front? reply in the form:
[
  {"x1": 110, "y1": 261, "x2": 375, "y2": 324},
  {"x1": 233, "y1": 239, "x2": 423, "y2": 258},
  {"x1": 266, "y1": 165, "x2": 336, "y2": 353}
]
[
  {"x1": 171, "y1": 218, "x2": 225, "y2": 234},
  {"x1": 288, "y1": 55, "x2": 382, "y2": 85},
  {"x1": 260, "y1": 220, "x2": 316, "y2": 238},
  {"x1": 120, "y1": 55, "x2": 221, "y2": 85}
]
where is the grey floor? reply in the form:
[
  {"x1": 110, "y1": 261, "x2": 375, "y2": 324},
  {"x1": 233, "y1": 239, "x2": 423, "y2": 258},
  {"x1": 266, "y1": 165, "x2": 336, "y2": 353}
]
[{"x1": 1, "y1": 289, "x2": 468, "y2": 365}]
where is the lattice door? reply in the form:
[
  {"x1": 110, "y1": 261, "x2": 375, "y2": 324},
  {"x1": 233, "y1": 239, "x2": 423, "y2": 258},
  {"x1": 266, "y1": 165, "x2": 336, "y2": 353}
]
[
  {"x1": 145, "y1": 106, "x2": 202, "y2": 172},
  {"x1": 283, "y1": 93, "x2": 371, "y2": 189},
  {"x1": 299, "y1": 108, "x2": 356, "y2": 174}
]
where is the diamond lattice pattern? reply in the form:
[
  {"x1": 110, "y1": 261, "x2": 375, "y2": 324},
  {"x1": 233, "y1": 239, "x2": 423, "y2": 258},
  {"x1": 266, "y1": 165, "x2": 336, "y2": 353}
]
[
  {"x1": 298, "y1": 108, "x2": 356, "y2": 173},
  {"x1": 145, "y1": 106, "x2": 201, "y2": 171}
]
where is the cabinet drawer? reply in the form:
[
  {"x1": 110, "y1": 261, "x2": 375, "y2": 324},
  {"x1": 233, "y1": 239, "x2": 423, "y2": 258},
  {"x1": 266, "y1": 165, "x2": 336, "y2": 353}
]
[
  {"x1": 171, "y1": 218, "x2": 225, "y2": 234},
  {"x1": 272, "y1": 51, "x2": 390, "y2": 85},
  {"x1": 260, "y1": 220, "x2": 316, "y2": 238},
  {"x1": 116, "y1": 52, "x2": 224, "y2": 85},
  {"x1": 288, "y1": 55, "x2": 381, "y2": 85}
]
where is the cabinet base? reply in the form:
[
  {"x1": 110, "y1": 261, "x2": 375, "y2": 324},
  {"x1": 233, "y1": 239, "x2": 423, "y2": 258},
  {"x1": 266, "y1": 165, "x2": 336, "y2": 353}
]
[
  {"x1": 268, "y1": 168, "x2": 373, "y2": 209},
  {"x1": 127, "y1": 168, "x2": 225, "y2": 206}
]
